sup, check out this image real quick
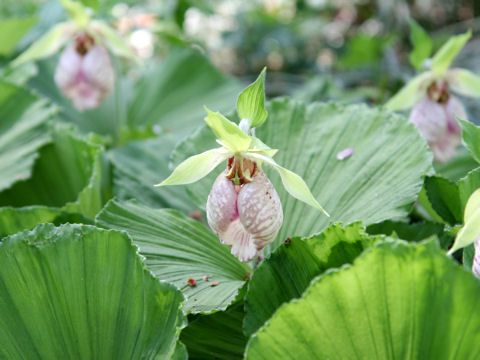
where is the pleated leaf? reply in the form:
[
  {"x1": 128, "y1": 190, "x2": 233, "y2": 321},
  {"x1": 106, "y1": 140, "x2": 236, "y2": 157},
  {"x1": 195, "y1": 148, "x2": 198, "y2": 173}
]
[
  {"x1": 96, "y1": 200, "x2": 251, "y2": 313},
  {"x1": 0, "y1": 223, "x2": 185, "y2": 359},
  {"x1": 246, "y1": 239, "x2": 480, "y2": 359}
]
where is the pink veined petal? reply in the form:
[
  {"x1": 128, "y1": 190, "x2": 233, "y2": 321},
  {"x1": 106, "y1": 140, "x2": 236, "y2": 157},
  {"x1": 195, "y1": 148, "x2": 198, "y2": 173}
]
[
  {"x1": 237, "y1": 171, "x2": 283, "y2": 249},
  {"x1": 206, "y1": 172, "x2": 238, "y2": 235},
  {"x1": 221, "y1": 219, "x2": 257, "y2": 262},
  {"x1": 54, "y1": 45, "x2": 83, "y2": 91},
  {"x1": 472, "y1": 240, "x2": 480, "y2": 278},
  {"x1": 445, "y1": 95, "x2": 466, "y2": 137},
  {"x1": 408, "y1": 96, "x2": 447, "y2": 143},
  {"x1": 82, "y1": 45, "x2": 115, "y2": 96}
]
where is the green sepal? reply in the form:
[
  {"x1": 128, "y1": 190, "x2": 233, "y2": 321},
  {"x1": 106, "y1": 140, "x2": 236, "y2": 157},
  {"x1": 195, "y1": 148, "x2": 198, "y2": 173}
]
[
  {"x1": 156, "y1": 147, "x2": 232, "y2": 186},
  {"x1": 448, "y1": 188, "x2": 480, "y2": 254},
  {"x1": 447, "y1": 68, "x2": 480, "y2": 98},
  {"x1": 431, "y1": 30, "x2": 471, "y2": 77},
  {"x1": 89, "y1": 20, "x2": 140, "y2": 62},
  {"x1": 204, "y1": 107, "x2": 252, "y2": 153},
  {"x1": 385, "y1": 72, "x2": 433, "y2": 111},
  {"x1": 12, "y1": 22, "x2": 75, "y2": 67},
  {"x1": 408, "y1": 18, "x2": 433, "y2": 70},
  {"x1": 244, "y1": 152, "x2": 330, "y2": 216},
  {"x1": 236, "y1": 67, "x2": 268, "y2": 128},
  {"x1": 59, "y1": 0, "x2": 90, "y2": 28}
]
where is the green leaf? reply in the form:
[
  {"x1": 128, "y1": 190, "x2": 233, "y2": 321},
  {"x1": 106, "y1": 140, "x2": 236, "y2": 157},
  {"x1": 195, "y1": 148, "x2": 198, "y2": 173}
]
[
  {"x1": 110, "y1": 136, "x2": 197, "y2": 214},
  {"x1": 458, "y1": 167, "x2": 480, "y2": 212},
  {"x1": 156, "y1": 147, "x2": 231, "y2": 186},
  {"x1": 244, "y1": 223, "x2": 377, "y2": 337},
  {"x1": 0, "y1": 82, "x2": 53, "y2": 193},
  {"x1": 127, "y1": 48, "x2": 243, "y2": 137},
  {"x1": 12, "y1": 22, "x2": 74, "y2": 67},
  {"x1": 0, "y1": 125, "x2": 109, "y2": 236},
  {"x1": 408, "y1": 19, "x2": 433, "y2": 70},
  {"x1": 0, "y1": 17, "x2": 37, "y2": 56},
  {"x1": 58, "y1": 0, "x2": 89, "y2": 28},
  {"x1": 0, "y1": 223, "x2": 185, "y2": 359},
  {"x1": 173, "y1": 99, "x2": 432, "y2": 250},
  {"x1": 204, "y1": 108, "x2": 251, "y2": 153},
  {"x1": 246, "y1": 240, "x2": 480, "y2": 359},
  {"x1": 459, "y1": 119, "x2": 480, "y2": 163},
  {"x1": 245, "y1": 152, "x2": 329, "y2": 216},
  {"x1": 448, "y1": 68, "x2": 480, "y2": 98},
  {"x1": 171, "y1": 342, "x2": 188, "y2": 360},
  {"x1": 181, "y1": 302, "x2": 247, "y2": 359},
  {"x1": 448, "y1": 196, "x2": 480, "y2": 255},
  {"x1": 96, "y1": 200, "x2": 251, "y2": 313},
  {"x1": 431, "y1": 30, "x2": 471, "y2": 77},
  {"x1": 463, "y1": 243, "x2": 475, "y2": 270},
  {"x1": 89, "y1": 20, "x2": 138, "y2": 61},
  {"x1": 367, "y1": 220, "x2": 445, "y2": 242},
  {"x1": 385, "y1": 71, "x2": 433, "y2": 110},
  {"x1": 433, "y1": 147, "x2": 478, "y2": 181},
  {"x1": 423, "y1": 175, "x2": 462, "y2": 225},
  {"x1": 237, "y1": 67, "x2": 268, "y2": 128}
]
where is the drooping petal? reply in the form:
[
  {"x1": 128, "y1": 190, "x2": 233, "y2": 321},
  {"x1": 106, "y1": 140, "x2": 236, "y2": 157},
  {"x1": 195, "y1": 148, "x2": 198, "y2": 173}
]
[
  {"x1": 473, "y1": 240, "x2": 480, "y2": 278},
  {"x1": 385, "y1": 72, "x2": 434, "y2": 111},
  {"x1": 206, "y1": 172, "x2": 239, "y2": 235},
  {"x1": 237, "y1": 171, "x2": 283, "y2": 249},
  {"x1": 156, "y1": 147, "x2": 232, "y2": 186},
  {"x1": 82, "y1": 45, "x2": 115, "y2": 99},
  {"x1": 220, "y1": 219, "x2": 257, "y2": 262}
]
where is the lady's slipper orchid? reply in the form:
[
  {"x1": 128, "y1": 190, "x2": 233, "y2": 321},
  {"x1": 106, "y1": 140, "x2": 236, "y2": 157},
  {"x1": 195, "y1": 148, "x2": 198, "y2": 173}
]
[
  {"x1": 387, "y1": 30, "x2": 480, "y2": 163},
  {"x1": 12, "y1": 0, "x2": 137, "y2": 111},
  {"x1": 55, "y1": 34, "x2": 114, "y2": 111},
  {"x1": 156, "y1": 69, "x2": 328, "y2": 262}
]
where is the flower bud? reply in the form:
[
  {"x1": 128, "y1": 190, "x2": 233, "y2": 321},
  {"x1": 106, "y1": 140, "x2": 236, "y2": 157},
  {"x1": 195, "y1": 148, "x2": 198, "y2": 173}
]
[
  {"x1": 408, "y1": 94, "x2": 466, "y2": 163},
  {"x1": 54, "y1": 34, "x2": 115, "y2": 111},
  {"x1": 206, "y1": 168, "x2": 283, "y2": 262}
]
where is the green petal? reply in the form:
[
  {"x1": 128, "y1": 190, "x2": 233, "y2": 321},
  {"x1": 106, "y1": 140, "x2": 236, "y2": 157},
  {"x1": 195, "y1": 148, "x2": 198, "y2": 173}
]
[
  {"x1": 58, "y1": 0, "x2": 89, "y2": 28},
  {"x1": 12, "y1": 22, "x2": 74, "y2": 67},
  {"x1": 408, "y1": 18, "x2": 433, "y2": 70},
  {"x1": 204, "y1": 107, "x2": 251, "y2": 153},
  {"x1": 448, "y1": 188, "x2": 480, "y2": 254},
  {"x1": 236, "y1": 67, "x2": 268, "y2": 127},
  {"x1": 156, "y1": 147, "x2": 231, "y2": 186},
  {"x1": 89, "y1": 20, "x2": 139, "y2": 62},
  {"x1": 431, "y1": 30, "x2": 471, "y2": 77},
  {"x1": 245, "y1": 152, "x2": 329, "y2": 216},
  {"x1": 447, "y1": 68, "x2": 480, "y2": 98},
  {"x1": 385, "y1": 72, "x2": 433, "y2": 111},
  {"x1": 248, "y1": 136, "x2": 278, "y2": 158}
]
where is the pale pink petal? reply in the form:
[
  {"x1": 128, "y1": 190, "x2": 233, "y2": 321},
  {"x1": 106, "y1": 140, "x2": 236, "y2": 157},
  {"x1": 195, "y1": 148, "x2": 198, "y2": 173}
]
[
  {"x1": 336, "y1": 148, "x2": 354, "y2": 160},
  {"x1": 82, "y1": 45, "x2": 115, "y2": 96},
  {"x1": 206, "y1": 172, "x2": 238, "y2": 236},
  {"x1": 221, "y1": 218, "x2": 257, "y2": 262},
  {"x1": 408, "y1": 96, "x2": 447, "y2": 143},
  {"x1": 473, "y1": 240, "x2": 480, "y2": 278},
  {"x1": 237, "y1": 171, "x2": 283, "y2": 249},
  {"x1": 54, "y1": 45, "x2": 83, "y2": 91}
]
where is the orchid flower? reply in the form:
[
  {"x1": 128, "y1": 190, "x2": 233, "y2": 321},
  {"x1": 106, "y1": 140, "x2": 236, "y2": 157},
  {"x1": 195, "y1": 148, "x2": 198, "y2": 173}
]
[
  {"x1": 447, "y1": 188, "x2": 480, "y2": 277},
  {"x1": 12, "y1": 0, "x2": 138, "y2": 111},
  {"x1": 386, "y1": 28, "x2": 480, "y2": 163},
  {"x1": 156, "y1": 68, "x2": 329, "y2": 262}
]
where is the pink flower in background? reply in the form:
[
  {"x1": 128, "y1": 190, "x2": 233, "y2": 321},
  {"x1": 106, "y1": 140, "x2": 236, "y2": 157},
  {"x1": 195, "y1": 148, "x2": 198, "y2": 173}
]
[
  {"x1": 408, "y1": 83, "x2": 467, "y2": 163},
  {"x1": 206, "y1": 159, "x2": 283, "y2": 262},
  {"x1": 54, "y1": 34, "x2": 115, "y2": 111}
]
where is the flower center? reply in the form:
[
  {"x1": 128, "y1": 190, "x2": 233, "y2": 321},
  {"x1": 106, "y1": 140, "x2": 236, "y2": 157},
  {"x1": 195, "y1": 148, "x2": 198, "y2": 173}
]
[
  {"x1": 427, "y1": 81, "x2": 450, "y2": 104},
  {"x1": 75, "y1": 33, "x2": 95, "y2": 56},
  {"x1": 226, "y1": 156, "x2": 258, "y2": 185}
]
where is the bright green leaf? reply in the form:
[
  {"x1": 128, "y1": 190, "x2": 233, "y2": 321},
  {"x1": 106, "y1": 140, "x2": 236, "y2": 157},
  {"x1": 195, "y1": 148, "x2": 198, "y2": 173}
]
[
  {"x1": 408, "y1": 19, "x2": 433, "y2": 70},
  {"x1": 96, "y1": 200, "x2": 251, "y2": 313},
  {"x1": 0, "y1": 17, "x2": 37, "y2": 56},
  {"x1": 237, "y1": 67, "x2": 268, "y2": 128},
  {"x1": 246, "y1": 240, "x2": 480, "y2": 359},
  {"x1": 244, "y1": 223, "x2": 377, "y2": 337},
  {"x1": 204, "y1": 108, "x2": 251, "y2": 153},
  {"x1": 431, "y1": 30, "x2": 471, "y2": 77},
  {"x1": 433, "y1": 147, "x2": 478, "y2": 181},
  {"x1": 12, "y1": 22, "x2": 74, "y2": 67},
  {"x1": 448, "y1": 68, "x2": 480, "y2": 98},
  {"x1": 385, "y1": 72, "x2": 433, "y2": 110},
  {"x1": 245, "y1": 152, "x2": 329, "y2": 216},
  {"x1": 448, "y1": 188, "x2": 480, "y2": 254},
  {"x1": 459, "y1": 119, "x2": 480, "y2": 164},
  {"x1": 423, "y1": 175, "x2": 462, "y2": 225},
  {"x1": 156, "y1": 147, "x2": 231, "y2": 186},
  {"x1": 464, "y1": 188, "x2": 480, "y2": 223},
  {"x1": 0, "y1": 223, "x2": 185, "y2": 359},
  {"x1": 458, "y1": 167, "x2": 480, "y2": 212}
]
